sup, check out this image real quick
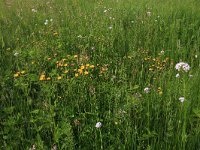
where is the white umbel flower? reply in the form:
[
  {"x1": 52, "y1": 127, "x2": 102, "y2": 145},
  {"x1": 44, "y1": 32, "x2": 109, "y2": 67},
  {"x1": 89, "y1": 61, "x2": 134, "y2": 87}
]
[
  {"x1": 95, "y1": 122, "x2": 102, "y2": 128},
  {"x1": 175, "y1": 62, "x2": 190, "y2": 72}
]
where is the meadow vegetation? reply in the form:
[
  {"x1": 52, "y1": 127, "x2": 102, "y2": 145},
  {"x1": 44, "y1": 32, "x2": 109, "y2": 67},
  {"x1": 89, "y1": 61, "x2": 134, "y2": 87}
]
[{"x1": 0, "y1": 0, "x2": 200, "y2": 149}]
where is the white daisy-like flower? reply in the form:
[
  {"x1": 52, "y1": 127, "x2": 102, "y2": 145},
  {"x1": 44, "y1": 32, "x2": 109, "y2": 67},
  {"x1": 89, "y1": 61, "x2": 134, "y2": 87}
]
[
  {"x1": 144, "y1": 87, "x2": 150, "y2": 93},
  {"x1": 175, "y1": 62, "x2": 190, "y2": 72},
  {"x1": 179, "y1": 97, "x2": 185, "y2": 103},
  {"x1": 95, "y1": 122, "x2": 102, "y2": 128}
]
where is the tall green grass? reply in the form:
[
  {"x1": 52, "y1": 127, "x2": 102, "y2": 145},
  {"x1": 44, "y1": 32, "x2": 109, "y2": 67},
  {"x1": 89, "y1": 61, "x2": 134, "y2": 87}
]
[{"x1": 0, "y1": 0, "x2": 200, "y2": 149}]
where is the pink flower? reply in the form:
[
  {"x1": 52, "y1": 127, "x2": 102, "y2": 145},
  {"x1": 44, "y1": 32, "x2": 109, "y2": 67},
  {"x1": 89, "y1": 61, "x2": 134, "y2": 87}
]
[{"x1": 175, "y1": 62, "x2": 190, "y2": 72}]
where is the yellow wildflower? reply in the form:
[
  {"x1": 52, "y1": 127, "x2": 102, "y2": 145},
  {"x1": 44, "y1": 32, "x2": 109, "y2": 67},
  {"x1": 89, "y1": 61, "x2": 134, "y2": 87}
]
[
  {"x1": 57, "y1": 76, "x2": 62, "y2": 80},
  {"x1": 75, "y1": 73, "x2": 79, "y2": 77},
  {"x1": 46, "y1": 77, "x2": 51, "y2": 80},
  {"x1": 74, "y1": 55, "x2": 78, "y2": 58},
  {"x1": 157, "y1": 87, "x2": 163, "y2": 95},
  {"x1": 80, "y1": 65, "x2": 85, "y2": 70},
  {"x1": 90, "y1": 65, "x2": 95, "y2": 69},
  {"x1": 58, "y1": 63, "x2": 63, "y2": 67},
  {"x1": 14, "y1": 73, "x2": 19, "y2": 77},
  {"x1": 39, "y1": 74, "x2": 46, "y2": 81},
  {"x1": 84, "y1": 71, "x2": 89, "y2": 75},
  {"x1": 21, "y1": 71, "x2": 25, "y2": 74},
  {"x1": 159, "y1": 91, "x2": 163, "y2": 95},
  {"x1": 64, "y1": 70, "x2": 69, "y2": 73},
  {"x1": 64, "y1": 63, "x2": 68, "y2": 67},
  {"x1": 86, "y1": 64, "x2": 90, "y2": 67},
  {"x1": 53, "y1": 32, "x2": 58, "y2": 36},
  {"x1": 78, "y1": 69, "x2": 83, "y2": 74}
]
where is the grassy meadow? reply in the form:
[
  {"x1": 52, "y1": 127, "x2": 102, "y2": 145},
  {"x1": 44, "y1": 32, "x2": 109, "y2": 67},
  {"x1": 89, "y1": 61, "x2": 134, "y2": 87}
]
[{"x1": 0, "y1": 0, "x2": 200, "y2": 149}]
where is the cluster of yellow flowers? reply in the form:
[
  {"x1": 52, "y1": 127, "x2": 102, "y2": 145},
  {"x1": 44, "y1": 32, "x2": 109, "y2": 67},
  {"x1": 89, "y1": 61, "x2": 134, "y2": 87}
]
[
  {"x1": 74, "y1": 64, "x2": 95, "y2": 77},
  {"x1": 144, "y1": 56, "x2": 170, "y2": 71},
  {"x1": 14, "y1": 71, "x2": 26, "y2": 78},
  {"x1": 14, "y1": 54, "x2": 108, "y2": 81},
  {"x1": 39, "y1": 74, "x2": 51, "y2": 81},
  {"x1": 157, "y1": 87, "x2": 163, "y2": 95},
  {"x1": 14, "y1": 54, "x2": 109, "y2": 81},
  {"x1": 141, "y1": 49, "x2": 173, "y2": 73},
  {"x1": 38, "y1": 63, "x2": 97, "y2": 81}
]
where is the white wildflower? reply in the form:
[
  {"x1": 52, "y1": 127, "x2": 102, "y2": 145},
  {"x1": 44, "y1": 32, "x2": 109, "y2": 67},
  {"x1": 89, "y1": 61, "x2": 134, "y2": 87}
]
[
  {"x1": 195, "y1": 55, "x2": 198, "y2": 58},
  {"x1": 144, "y1": 87, "x2": 150, "y2": 93},
  {"x1": 175, "y1": 62, "x2": 190, "y2": 72},
  {"x1": 91, "y1": 47, "x2": 95, "y2": 50},
  {"x1": 14, "y1": 52, "x2": 19, "y2": 57},
  {"x1": 50, "y1": 19, "x2": 53, "y2": 22},
  {"x1": 118, "y1": 109, "x2": 127, "y2": 115},
  {"x1": 95, "y1": 122, "x2": 102, "y2": 128},
  {"x1": 31, "y1": 9, "x2": 37, "y2": 13},
  {"x1": 147, "y1": 11, "x2": 151, "y2": 16},
  {"x1": 29, "y1": 144, "x2": 36, "y2": 150},
  {"x1": 160, "y1": 50, "x2": 164, "y2": 55},
  {"x1": 108, "y1": 26, "x2": 112, "y2": 29},
  {"x1": 44, "y1": 19, "x2": 48, "y2": 25},
  {"x1": 179, "y1": 97, "x2": 185, "y2": 103},
  {"x1": 176, "y1": 73, "x2": 180, "y2": 78},
  {"x1": 104, "y1": 10, "x2": 107, "y2": 13}
]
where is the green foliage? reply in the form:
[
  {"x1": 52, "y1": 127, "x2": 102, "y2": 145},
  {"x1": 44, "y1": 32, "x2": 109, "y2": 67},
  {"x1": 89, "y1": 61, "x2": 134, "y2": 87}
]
[{"x1": 0, "y1": 0, "x2": 200, "y2": 149}]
